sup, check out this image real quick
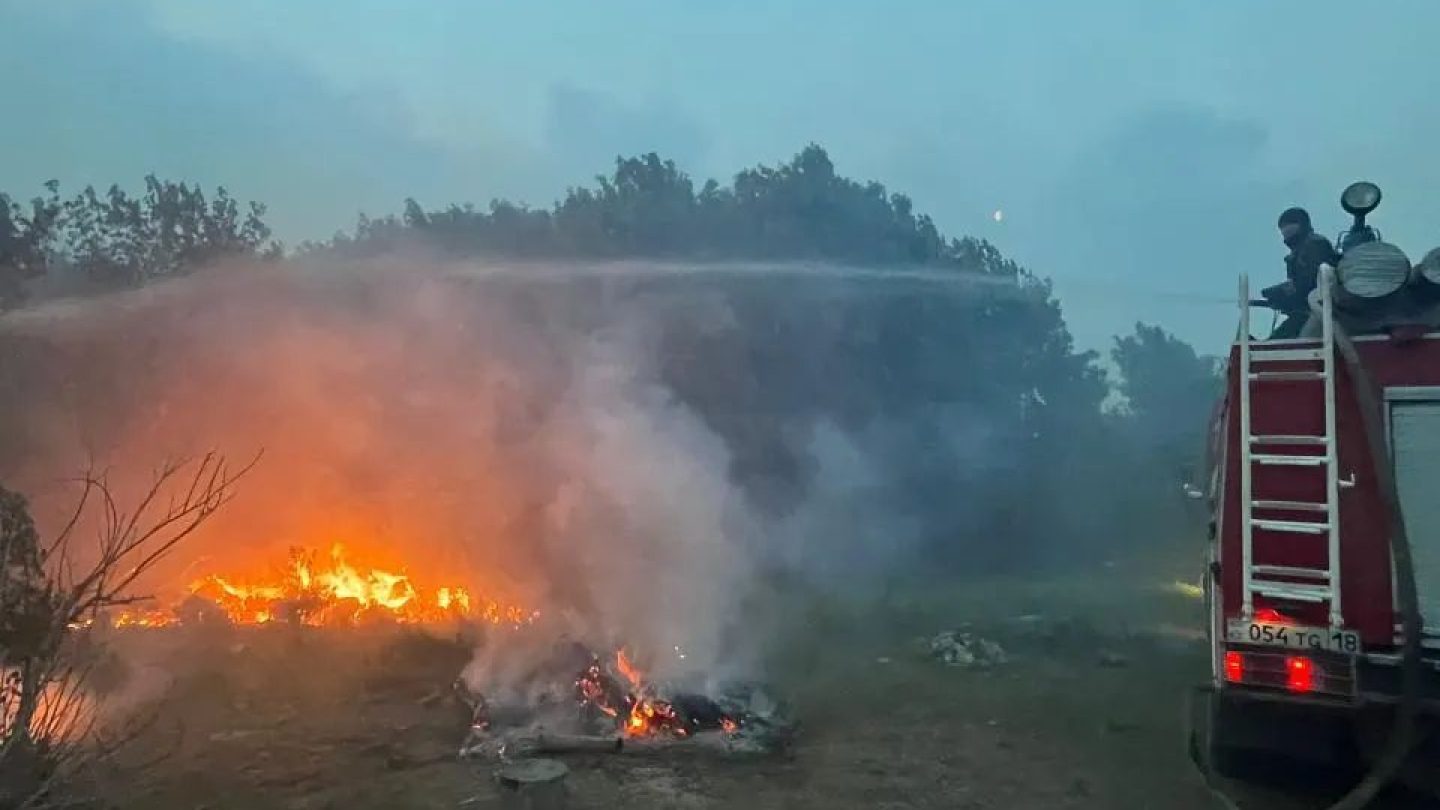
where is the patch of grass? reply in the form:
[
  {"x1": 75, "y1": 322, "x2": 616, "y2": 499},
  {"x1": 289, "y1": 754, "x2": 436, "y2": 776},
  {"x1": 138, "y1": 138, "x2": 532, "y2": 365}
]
[{"x1": 100, "y1": 567, "x2": 1230, "y2": 810}]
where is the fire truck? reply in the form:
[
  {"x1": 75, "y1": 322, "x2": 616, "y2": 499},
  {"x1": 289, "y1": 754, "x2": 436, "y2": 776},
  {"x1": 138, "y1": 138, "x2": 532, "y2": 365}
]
[{"x1": 1192, "y1": 182, "x2": 1440, "y2": 792}]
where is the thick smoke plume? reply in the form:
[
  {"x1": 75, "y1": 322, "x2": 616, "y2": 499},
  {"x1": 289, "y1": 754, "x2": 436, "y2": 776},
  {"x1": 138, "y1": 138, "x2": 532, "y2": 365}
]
[{"x1": 3, "y1": 256, "x2": 994, "y2": 688}]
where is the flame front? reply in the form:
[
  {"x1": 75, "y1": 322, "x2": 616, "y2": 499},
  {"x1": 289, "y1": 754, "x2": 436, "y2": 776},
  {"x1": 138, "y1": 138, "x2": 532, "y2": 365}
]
[{"x1": 113, "y1": 544, "x2": 534, "y2": 628}]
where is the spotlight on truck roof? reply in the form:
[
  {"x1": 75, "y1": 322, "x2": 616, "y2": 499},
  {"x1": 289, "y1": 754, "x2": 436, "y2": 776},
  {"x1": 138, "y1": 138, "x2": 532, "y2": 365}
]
[{"x1": 1341, "y1": 181, "x2": 1382, "y2": 217}]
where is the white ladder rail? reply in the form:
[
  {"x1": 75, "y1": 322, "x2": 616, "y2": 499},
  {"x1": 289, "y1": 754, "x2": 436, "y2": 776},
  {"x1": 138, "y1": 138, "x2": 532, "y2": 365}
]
[
  {"x1": 1320, "y1": 265, "x2": 1342, "y2": 628},
  {"x1": 1239, "y1": 275, "x2": 1255, "y2": 620},
  {"x1": 1237, "y1": 266, "x2": 1343, "y2": 628}
]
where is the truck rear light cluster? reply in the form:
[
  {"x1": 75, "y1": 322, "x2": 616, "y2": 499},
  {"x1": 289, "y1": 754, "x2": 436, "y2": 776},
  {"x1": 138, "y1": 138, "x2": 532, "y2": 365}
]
[
  {"x1": 1221, "y1": 649, "x2": 1353, "y2": 697},
  {"x1": 1224, "y1": 651, "x2": 1244, "y2": 682},
  {"x1": 1286, "y1": 656, "x2": 1315, "y2": 693}
]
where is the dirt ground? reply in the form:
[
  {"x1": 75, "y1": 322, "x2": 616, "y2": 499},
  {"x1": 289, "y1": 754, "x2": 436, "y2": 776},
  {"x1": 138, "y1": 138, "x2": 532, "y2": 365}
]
[{"x1": 87, "y1": 559, "x2": 1438, "y2": 810}]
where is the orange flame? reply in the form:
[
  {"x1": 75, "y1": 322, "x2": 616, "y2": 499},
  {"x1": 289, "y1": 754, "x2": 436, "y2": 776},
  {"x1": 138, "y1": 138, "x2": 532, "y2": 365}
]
[
  {"x1": 574, "y1": 649, "x2": 742, "y2": 739},
  {"x1": 112, "y1": 543, "x2": 535, "y2": 628},
  {"x1": 612, "y1": 650, "x2": 685, "y2": 738},
  {"x1": 616, "y1": 649, "x2": 644, "y2": 688}
]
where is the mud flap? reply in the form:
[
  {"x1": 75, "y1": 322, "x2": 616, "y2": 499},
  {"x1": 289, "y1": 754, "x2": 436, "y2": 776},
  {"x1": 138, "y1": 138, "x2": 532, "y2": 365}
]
[{"x1": 1190, "y1": 684, "x2": 1354, "y2": 777}]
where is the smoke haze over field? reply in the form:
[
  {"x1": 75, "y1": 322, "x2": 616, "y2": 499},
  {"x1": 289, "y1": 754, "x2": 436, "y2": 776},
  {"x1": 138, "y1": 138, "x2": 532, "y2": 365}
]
[{"x1": 0, "y1": 258, "x2": 1033, "y2": 679}]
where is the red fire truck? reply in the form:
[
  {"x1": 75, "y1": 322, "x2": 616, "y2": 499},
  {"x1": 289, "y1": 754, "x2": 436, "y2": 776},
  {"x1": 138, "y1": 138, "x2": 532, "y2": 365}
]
[{"x1": 1192, "y1": 182, "x2": 1440, "y2": 789}]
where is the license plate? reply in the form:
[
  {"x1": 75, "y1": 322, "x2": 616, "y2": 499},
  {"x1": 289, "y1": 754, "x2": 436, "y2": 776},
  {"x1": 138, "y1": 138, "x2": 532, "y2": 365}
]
[{"x1": 1226, "y1": 620, "x2": 1360, "y2": 654}]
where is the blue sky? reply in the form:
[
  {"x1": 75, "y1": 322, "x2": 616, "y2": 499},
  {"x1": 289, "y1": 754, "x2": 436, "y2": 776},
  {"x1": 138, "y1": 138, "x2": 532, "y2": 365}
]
[{"x1": 3, "y1": 0, "x2": 1438, "y2": 352}]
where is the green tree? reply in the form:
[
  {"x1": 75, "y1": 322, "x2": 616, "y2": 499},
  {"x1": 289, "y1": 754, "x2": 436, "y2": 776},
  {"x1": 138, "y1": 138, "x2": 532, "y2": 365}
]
[
  {"x1": 344, "y1": 144, "x2": 968, "y2": 269},
  {"x1": 61, "y1": 176, "x2": 276, "y2": 288},
  {"x1": 1108, "y1": 322, "x2": 1222, "y2": 552},
  {"x1": 0, "y1": 183, "x2": 61, "y2": 309},
  {"x1": 557, "y1": 153, "x2": 697, "y2": 255},
  {"x1": 1111, "y1": 322, "x2": 1221, "y2": 465}
]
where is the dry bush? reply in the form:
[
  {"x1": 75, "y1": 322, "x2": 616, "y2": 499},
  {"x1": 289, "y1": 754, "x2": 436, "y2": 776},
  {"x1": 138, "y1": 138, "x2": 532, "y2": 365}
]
[{"x1": 1, "y1": 454, "x2": 251, "y2": 809}]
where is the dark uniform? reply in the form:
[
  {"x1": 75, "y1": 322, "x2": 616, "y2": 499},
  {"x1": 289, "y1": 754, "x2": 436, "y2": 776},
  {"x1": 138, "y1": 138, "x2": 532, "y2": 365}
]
[{"x1": 1269, "y1": 208, "x2": 1340, "y2": 339}]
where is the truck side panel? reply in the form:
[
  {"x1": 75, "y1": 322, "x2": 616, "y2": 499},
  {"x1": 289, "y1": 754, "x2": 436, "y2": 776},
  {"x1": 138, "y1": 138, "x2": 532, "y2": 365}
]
[{"x1": 1356, "y1": 335, "x2": 1440, "y2": 636}]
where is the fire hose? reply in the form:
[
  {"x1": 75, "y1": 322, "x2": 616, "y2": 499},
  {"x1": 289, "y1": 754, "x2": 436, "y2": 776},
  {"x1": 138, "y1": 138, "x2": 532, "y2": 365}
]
[
  {"x1": 1187, "y1": 302, "x2": 1425, "y2": 809},
  {"x1": 1323, "y1": 326, "x2": 1422, "y2": 810}
]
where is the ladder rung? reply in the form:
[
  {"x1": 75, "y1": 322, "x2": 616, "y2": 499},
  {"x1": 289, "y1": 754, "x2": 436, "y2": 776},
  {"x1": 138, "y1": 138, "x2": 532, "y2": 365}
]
[
  {"x1": 1252, "y1": 582, "x2": 1333, "y2": 603},
  {"x1": 1249, "y1": 371, "x2": 1327, "y2": 382},
  {"x1": 1250, "y1": 348, "x2": 1325, "y2": 363},
  {"x1": 1252, "y1": 518, "x2": 1332, "y2": 534},
  {"x1": 1252, "y1": 499, "x2": 1329, "y2": 513},
  {"x1": 1248, "y1": 435, "x2": 1328, "y2": 446},
  {"x1": 1252, "y1": 454, "x2": 1328, "y2": 467},
  {"x1": 1251, "y1": 565, "x2": 1331, "y2": 580}
]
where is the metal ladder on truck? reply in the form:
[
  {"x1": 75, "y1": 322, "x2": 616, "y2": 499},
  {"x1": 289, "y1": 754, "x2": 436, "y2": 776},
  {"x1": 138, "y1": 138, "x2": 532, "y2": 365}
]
[{"x1": 1236, "y1": 267, "x2": 1345, "y2": 629}]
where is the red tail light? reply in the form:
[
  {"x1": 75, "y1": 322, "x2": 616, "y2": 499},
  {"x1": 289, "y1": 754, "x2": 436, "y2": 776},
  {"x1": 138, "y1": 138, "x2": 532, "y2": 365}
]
[
  {"x1": 1285, "y1": 656, "x2": 1315, "y2": 693},
  {"x1": 1224, "y1": 651, "x2": 1244, "y2": 682}
]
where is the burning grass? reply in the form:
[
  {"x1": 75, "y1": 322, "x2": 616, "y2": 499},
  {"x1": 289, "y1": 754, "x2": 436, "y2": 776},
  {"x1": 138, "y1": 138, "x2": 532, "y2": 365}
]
[{"x1": 106, "y1": 544, "x2": 538, "y2": 630}]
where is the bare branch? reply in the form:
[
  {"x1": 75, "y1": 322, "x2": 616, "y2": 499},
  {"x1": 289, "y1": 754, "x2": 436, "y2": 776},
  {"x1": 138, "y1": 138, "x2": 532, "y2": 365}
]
[
  {"x1": 98, "y1": 453, "x2": 258, "y2": 606},
  {"x1": 58, "y1": 451, "x2": 258, "y2": 625},
  {"x1": 39, "y1": 481, "x2": 87, "y2": 565},
  {"x1": 1, "y1": 451, "x2": 256, "y2": 810}
]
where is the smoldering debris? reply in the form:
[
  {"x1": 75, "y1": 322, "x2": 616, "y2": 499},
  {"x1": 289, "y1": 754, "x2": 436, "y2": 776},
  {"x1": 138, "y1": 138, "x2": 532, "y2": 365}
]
[{"x1": 455, "y1": 638, "x2": 795, "y2": 761}]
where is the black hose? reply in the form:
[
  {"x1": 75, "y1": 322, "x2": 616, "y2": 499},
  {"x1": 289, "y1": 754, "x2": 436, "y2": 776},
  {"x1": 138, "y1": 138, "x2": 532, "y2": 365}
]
[{"x1": 1324, "y1": 328, "x2": 1422, "y2": 810}]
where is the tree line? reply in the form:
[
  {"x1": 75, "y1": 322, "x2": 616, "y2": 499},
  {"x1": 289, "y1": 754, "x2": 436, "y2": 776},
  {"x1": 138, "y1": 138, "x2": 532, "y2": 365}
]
[
  {"x1": 0, "y1": 145, "x2": 1220, "y2": 569},
  {"x1": 317, "y1": 146, "x2": 980, "y2": 267},
  {"x1": 0, "y1": 176, "x2": 277, "y2": 308}
]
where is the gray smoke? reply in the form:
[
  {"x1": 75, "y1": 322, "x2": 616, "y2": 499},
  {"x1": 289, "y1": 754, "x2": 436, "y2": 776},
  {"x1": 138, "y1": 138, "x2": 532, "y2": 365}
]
[{"x1": 0, "y1": 254, "x2": 1000, "y2": 689}]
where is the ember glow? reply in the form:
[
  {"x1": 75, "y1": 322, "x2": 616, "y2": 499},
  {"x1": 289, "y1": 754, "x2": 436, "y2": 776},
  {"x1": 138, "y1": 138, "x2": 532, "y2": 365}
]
[
  {"x1": 575, "y1": 649, "x2": 728, "y2": 739},
  {"x1": 112, "y1": 544, "x2": 535, "y2": 628}
]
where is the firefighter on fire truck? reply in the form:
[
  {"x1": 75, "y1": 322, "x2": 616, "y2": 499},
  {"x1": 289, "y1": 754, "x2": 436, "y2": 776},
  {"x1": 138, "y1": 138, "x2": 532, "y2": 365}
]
[{"x1": 1264, "y1": 207, "x2": 1341, "y2": 340}]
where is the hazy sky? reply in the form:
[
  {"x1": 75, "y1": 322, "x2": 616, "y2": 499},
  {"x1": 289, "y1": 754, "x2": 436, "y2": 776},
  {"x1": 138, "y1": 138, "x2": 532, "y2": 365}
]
[{"x1": 3, "y1": 0, "x2": 1437, "y2": 352}]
